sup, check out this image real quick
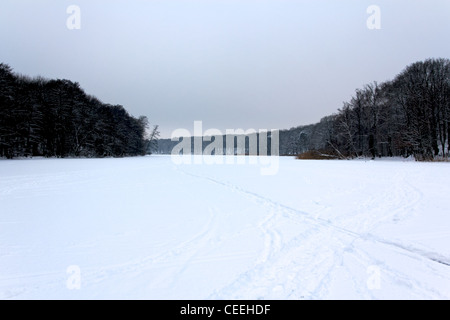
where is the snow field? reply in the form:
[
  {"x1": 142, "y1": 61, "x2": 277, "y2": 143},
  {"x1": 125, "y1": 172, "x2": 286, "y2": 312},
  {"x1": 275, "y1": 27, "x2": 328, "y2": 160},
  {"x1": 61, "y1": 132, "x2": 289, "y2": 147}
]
[{"x1": 0, "y1": 156, "x2": 449, "y2": 299}]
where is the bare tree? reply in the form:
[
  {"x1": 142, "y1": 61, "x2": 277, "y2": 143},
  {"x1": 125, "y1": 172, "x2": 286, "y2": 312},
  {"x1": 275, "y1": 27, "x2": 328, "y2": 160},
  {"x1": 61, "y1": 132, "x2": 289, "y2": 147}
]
[{"x1": 147, "y1": 125, "x2": 160, "y2": 154}]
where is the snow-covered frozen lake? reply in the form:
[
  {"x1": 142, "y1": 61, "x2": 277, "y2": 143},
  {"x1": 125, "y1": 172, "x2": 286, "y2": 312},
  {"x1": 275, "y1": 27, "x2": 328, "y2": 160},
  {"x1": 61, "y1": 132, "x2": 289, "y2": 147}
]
[{"x1": 1, "y1": 155, "x2": 449, "y2": 299}]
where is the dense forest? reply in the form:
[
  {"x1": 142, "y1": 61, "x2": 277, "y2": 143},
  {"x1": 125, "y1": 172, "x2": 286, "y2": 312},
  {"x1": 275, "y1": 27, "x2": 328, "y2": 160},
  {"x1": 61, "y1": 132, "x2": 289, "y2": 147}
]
[
  {"x1": 158, "y1": 58, "x2": 450, "y2": 160},
  {"x1": 0, "y1": 63, "x2": 152, "y2": 159},
  {"x1": 281, "y1": 58, "x2": 450, "y2": 160},
  {"x1": 2, "y1": 59, "x2": 449, "y2": 160}
]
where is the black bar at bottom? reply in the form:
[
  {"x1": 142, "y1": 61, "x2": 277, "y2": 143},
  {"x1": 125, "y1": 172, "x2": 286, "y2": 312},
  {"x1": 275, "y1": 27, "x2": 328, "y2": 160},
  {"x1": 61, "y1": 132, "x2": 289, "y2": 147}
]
[{"x1": 1, "y1": 299, "x2": 413, "y2": 318}]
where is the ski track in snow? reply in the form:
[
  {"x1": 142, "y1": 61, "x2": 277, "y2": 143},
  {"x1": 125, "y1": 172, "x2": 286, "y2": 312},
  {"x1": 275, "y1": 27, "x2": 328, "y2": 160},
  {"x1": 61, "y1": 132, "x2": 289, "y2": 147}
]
[
  {"x1": 0, "y1": 205, "x2": 253, "y2": 299},
  {"x1": 1, "y1": 157, "x2": 449, "y2": 299},
  {"x1": 178, "y1": 166, "x2": 450, "y2": 299}
]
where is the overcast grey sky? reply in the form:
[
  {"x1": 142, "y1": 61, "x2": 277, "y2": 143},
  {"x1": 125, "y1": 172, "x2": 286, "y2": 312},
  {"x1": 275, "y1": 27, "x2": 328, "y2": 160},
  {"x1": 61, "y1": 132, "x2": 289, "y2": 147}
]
[{"x1": 1, "y1": 0, "x2": 449, "y2": 138}]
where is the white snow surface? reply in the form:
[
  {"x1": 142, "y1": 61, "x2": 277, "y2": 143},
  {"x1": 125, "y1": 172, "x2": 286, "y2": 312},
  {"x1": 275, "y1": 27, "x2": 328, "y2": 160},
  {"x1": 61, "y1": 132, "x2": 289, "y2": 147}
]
[{"x1": 0, "y1": 155, "x2": 449, "y2": 300}]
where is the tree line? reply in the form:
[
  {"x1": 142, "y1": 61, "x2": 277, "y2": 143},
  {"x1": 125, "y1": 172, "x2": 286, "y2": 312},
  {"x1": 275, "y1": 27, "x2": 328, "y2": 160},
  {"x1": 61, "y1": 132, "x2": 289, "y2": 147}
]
[
  {"x1": 0, "y1": 63, "x2": 155, "y2": 159},
  {"x1": 156, "y1": 58, "x2": 449, "y2": 160},
  {"x1": 280, "y1": 58, "x2": 450, "y2": 160}
]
